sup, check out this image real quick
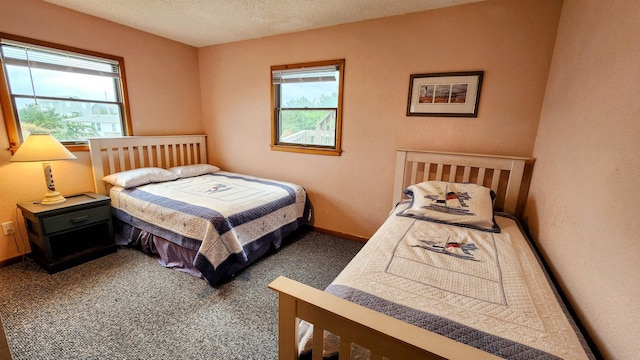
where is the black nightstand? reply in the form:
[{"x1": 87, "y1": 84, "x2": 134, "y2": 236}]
[{"x1": 17, "y1": 193, "x2": 115, "y2": 273}]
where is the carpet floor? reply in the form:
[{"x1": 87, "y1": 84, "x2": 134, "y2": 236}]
[{"x1": 0, "y1": 230, "x2": 364, "y2": 360}]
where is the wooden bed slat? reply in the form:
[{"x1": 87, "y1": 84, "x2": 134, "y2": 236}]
[
  {"x1": 339, "y1": 339, "x2": 351, "y2": 360},
  {"x1": 477, "y1": 167, "x2": 486, "y2": 186},
  {"x1": 172, "y1": 144, "x2": 178, "y2": 166},
  {"x1": 410, "y1": 162, "x2": 419, "y2": 185},
  {"x1": 422, "y1": 163, "x2": 431, "y2": 182},
  {"x1": 106, "y1": 148, "x2": 115, "y2": 173},
  {"x1": 116, "y1": 147, "x2": 125, "y2": 171},
  {"x1": 133, "y1": 146, "x2": 140, "y2": 168},
  {"x1": 186, "y1": 144, "x2": 193, "y2": 165},
  {"x1": 448, "y1": 165, "x2": 458, "y2": 182},
  {"x1": 312, "y1": 326, "x2": 323, "y2": 360},
  {"x1": 491, "y1": 169, "x2": 501, "y2": 193},
  {"x1": 462, "y1": 166, "x2": 471, "y2": 182},
  {"x1": 435, "y1": 163, "x2": 444, "y2": 180},
  {"x1": 156, "y1": 145, "x2": 163, "y2": 167},
  {"x1": 127, "y1": 147, "x2": 135, "y2": 169}
]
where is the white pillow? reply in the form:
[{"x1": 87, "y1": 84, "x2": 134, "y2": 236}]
[
  {"x1": 102, "y1": 167, "x2": 178, "y2": 188},
  {"x1": 397, "y1": 181, "x2": 499, "y2": 233},
  {"x1": 168, "y1": 164, "x2": 220, "y2": 178}
]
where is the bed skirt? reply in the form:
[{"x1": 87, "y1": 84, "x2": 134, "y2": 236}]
[{"x1": 112, "y1": 199, "x2": 311, "y2": 285}]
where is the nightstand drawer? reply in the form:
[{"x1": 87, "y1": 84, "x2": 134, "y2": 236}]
[{"x1": 42, "y1": 206, "x2": 110, "y2": 234}]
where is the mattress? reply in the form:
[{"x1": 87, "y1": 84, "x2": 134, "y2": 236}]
[
  {"x1": 300, "y1": 203, "x2": 595, "y2": 359},
  {"x1": 110, "y1": 171, "x2": 309, "y2": 285}
]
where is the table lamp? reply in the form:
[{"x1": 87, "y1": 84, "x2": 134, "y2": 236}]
[{"x1": 10, "y1": 133, "x2": 77, "y2": 205}]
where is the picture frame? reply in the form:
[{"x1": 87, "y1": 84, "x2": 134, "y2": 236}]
[{"x1": 406, "y1": 71, "x2": 484, "y2": 117}]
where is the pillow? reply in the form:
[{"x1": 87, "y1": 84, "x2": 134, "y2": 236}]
[
  {"x1": 168, "y1": 164, "x2": 220, "y2": 178},
  {"x1": 397, "y1": 181, "x2": 500, "y2": 233},
  {"x1": 102, "y1": 167, "x2": 178, "y2": 188}
]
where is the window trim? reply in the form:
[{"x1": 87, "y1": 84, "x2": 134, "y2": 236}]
[
  {"x1": 0, "y1": 32, "x2": 133, "y2": 152},
  {"x1": 270, "y1": 59, "x2": 344, "y2": 156}
]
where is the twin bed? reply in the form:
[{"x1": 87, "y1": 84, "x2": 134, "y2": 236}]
[
  {"x1": 269, "y1": 150, "x2": 597, "y2": 359},
  {"x1": 88, "y1": 135, "x2": 309, "y2": 285},
  {"x1": 88, "y1": 136, "x2": 596, "y2": 359}
]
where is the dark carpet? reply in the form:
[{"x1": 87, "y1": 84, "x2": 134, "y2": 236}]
[{"x1": 0, "y1": 230, "x2": 364, "y2": 360}]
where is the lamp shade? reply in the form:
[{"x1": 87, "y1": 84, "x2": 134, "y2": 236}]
[{"x1": 10, "y1": 134, "x2": 77, "y2": 162}]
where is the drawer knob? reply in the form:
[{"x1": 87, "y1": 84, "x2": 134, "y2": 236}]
[{"x1": 70, "y1": 215, "x2": 89, "y2": 223}]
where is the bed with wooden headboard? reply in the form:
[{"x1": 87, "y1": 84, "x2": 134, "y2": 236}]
[
  {"x1": 88, "y1": 135, "x2": 310, "y2": 285},
  {"x1": 269, "y1": 149, "x2": 596, "y2": 360}
]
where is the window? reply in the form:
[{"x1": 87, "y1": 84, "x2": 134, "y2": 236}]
[
  {"x1": 0, "y1": 33, "x2": 132, "y2": 151},
  {"x1": 271, "y1": 59, "x2": 344, "y2": 155}
]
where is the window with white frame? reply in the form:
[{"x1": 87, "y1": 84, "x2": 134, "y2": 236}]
[
  {"x1": 0, "y1": 33, "x2": 131, "y2": 150},
  {"x1": 271, "y1": 59, "x2": 344, "y2": 155}
]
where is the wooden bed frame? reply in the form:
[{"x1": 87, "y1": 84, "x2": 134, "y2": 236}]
[
  {"x1": 269, "y1": 149, "x2": 531, "y2": 360},
  {"x1": 88, "y1": 135, "x2": 207, "y2": 195}
]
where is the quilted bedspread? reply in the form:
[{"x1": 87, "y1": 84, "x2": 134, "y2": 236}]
[
  {"x1": 109, "y1": 171, "x2": 308, "y2": 285},
  {"x1": 300, "y1": 204, "x2": 594, "y2": 359}
]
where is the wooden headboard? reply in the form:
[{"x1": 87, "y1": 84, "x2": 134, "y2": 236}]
[
  {"x1": 393, "y1": 149, "x2": 531, "y2": 216},
  {"x1": 88, "y1": 135, "x2": 207, "y2": 195}
]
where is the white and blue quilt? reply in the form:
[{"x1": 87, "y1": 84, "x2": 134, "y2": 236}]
[
  {"x1": 109, "y1": 171, "x2": 308, "y2": 285},
  {"x1": 299, "y1": 203, "x2": 595, "y2": 360}
]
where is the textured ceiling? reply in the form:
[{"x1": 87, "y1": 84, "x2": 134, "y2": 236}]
[{"x1": 42, "y1": 0, "x2": 484, "y2": 47}]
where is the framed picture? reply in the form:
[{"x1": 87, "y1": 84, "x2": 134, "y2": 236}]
[{"x1": 406, "y1": 71, "x2": 484, "y2": 117}]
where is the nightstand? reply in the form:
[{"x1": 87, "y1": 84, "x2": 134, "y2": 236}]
[{"x1": 17, "y1": 193, "x2": 115, "y2": 273}]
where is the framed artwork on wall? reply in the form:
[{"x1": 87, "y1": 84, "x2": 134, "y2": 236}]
[{"x1": 406, "y1": 71, "x2": 484, "y2": 117}]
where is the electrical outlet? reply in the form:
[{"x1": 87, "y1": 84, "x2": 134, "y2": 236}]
[{"x1": 2, "y1": 222, "x2": 14, "y2": 236}]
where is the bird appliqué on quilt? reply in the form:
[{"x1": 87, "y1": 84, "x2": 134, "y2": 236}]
[{"x1": 412, "y1": 237, "x2": 479, "y2": 261}]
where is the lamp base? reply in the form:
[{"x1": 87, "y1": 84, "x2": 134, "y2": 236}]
[{"x1": 40, "y1": 191, "x2": 67, "y2": 205}]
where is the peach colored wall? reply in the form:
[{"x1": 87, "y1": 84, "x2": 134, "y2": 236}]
[
  {"x1": 0, "y1": 0, "x2": 203, "y2": 262},
  {"x1": 199, "y1": 0, "x2": 562, "y2": 238},
  {"x1": 526, "y1": 0, "x2": 640, "y2": 358},
  {"x1": 1, "y1": 0, "x2": 631, "y2": 357}
]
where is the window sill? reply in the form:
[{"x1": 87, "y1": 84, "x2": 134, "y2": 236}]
[{"x1": 270, "y1": 144, "x2": 342, "y2": 156}]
